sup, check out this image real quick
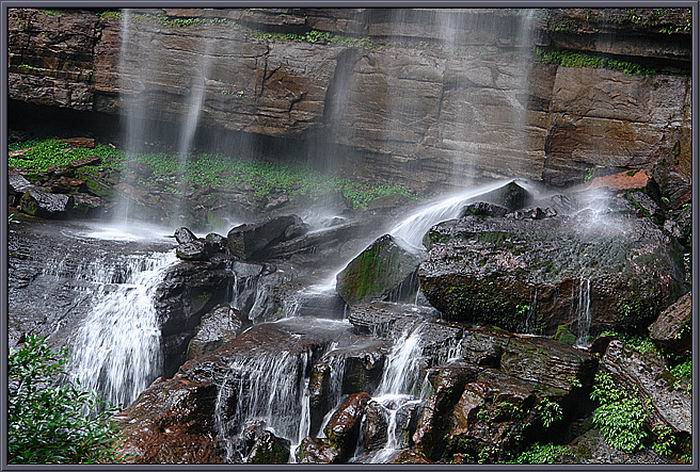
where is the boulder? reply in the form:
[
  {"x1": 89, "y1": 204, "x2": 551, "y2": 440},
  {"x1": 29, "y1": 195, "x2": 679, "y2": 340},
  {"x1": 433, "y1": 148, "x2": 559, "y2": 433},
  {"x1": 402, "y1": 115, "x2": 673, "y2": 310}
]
[
  {"x1": 336, "y1": 234, "x2": 422, "y2": 305},
  {"x1": 361, "y1": 400, "x2": 389, "y2": 451},
  {"x1": 600, "y1": 340, "x2": 691, "y2": 434},
  {"x1": 187, "y1": 305, "x2": 244, "y2": 359},
  {"x1": 19, "y1": 188, "x2": 71, "y2": 218},
  {"x1": 648, "y1": 293, "x2": 691, "y2": 354},
  {"x1": 563, "y1": 428, "x2": 666, "y2": 465},
  {"x1": 227, "y1": 215, "x2": 302, "y2": 260},
  {"x1": 8, "y1": 172, "x2": 33, "y2": 197},
  {"x1": 240, "y1": 421, "x2": 291, "y2": 464},
  {"x1": 296, "y1": 437, "x2": 340, "y2": 464},
  {"x1": 459, "y1": 201, "x2": 509, "y2": 218},
  {"x1": 323, "y1": 392, "x2": 371, "y2": 461},
  {"x1": 175, "y1": 227, "x2": 197, "y2": 244},
  {"x1": 470, "y1": 181, "x2": 532, "y2": 211},
  {"x1": 419, "y1": 211, "x2": 685, "y2": 335},
  {"x1": 68, "y1": 193, "x2": 103, "y2": 217},
  {"x1": 176, "y1": 240, "x2": 208, "y2": 261},
  {"x1": 204, "y1": 232, "x2": 228, "y2": 254}
]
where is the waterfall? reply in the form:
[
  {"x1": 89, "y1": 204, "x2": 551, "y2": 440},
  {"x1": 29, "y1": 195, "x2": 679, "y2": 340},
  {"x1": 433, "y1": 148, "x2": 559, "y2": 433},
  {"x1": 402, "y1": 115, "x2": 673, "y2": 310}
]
[
  {"x1": 215, "y1": 349, "x2": 313, "y2": 463},
  {"x1": 575, "y1": 278, "x2": 592, "y2": 348},
  {"x1": 70, "y1": 251, "x2": 178, "y2": 407},
  {"x1": 171, "y1": 38, "x2": 216, "y2": 225},
  {"x1": 389, "y1": 179, "x2": 513, "y2": 249}
]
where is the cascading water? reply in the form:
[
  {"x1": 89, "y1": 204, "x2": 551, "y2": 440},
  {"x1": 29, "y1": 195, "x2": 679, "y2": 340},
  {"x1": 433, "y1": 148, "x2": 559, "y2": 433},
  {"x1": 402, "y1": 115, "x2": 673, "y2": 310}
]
[
  {"x1": 70, "y1": 251, "x2": 178, "y2": 407},
  {"x1": 575, "y1": 278, "x2": 592, "y2": 348},
  {"x1": 215, "y1": 349, "x2": 313, "y2": 463}
]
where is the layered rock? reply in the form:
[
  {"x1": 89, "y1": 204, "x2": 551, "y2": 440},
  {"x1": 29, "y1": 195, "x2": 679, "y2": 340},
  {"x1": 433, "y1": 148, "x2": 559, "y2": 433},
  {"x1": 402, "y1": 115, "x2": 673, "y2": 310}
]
[
  {"x1": 648, "y1": 292, "x2": 691, "y2": 354},
  {"x1": 419, "y1": 210, "x2": 685, "y2": 335}
]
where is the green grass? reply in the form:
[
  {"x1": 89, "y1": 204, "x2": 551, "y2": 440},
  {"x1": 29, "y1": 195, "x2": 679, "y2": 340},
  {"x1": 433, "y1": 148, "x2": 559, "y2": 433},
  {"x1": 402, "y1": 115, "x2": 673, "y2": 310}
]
[
  {"x1": 534, "y1": 47, "x2": 657, "y2": 76},
  {"x1": 8, "y1": 138, "x2": 415, "y2": 210},
  {"x1": 254, "y1": 30, "x2": 377, "y2": 50}
]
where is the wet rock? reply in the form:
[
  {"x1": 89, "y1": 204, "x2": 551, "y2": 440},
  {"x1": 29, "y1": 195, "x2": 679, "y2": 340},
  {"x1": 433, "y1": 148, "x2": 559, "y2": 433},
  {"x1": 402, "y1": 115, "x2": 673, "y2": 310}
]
[
  {"x1": 68, "y1": 193, "x2": 103, "y2": 217},
  {"x1": 291, "y1": 291, "x2": 347, "y2": 319},
  {"x1": 8, "y1": 172, "x2": 33, "y2": 197},
  {"x1": 563, "y1": 428, "x2": 667, "y2": 464},
  {"x1": 265, "y1": 193, "x2": 289, "y2": 210},
  {"x1": 420, "y1": 211, "x2": 685, "y2": 335},
  {"x1": 459, "y1": 201, "x2": 509, "y2": 218},
  {"x1": 283, "y1": 221, "x2": 310, "y2": 240},
  {"x1": 296, "y1": 437, "x2": 340, "y2": 464},
  {"x1": 175, "y1": 240, "x2": 208, "y2": 261},
  {"x1": 362, "y1": 400, "x2": 389, "y2": 451},
  {"x1": 413, "y1": 362, "x2": 481, "y2": 458},
  {"x1": 240, "y1": 421, "x2": 291, "y2": 464},
  {"x1": 347, "y1": 301, "x2": 437, "y2": 336},
  {"x1": 600, "y1": 340, "x2": 691, "y2": 434},
  {"x1": 471, "y1": 181, "x2": 532, "y2": 211},
  {"x1": 323, "y1": 392, "x2": 371, "y2": 461},
  {"x1": 336, "y1": 234, "x2": 422, "y2": 305},
  {"x1": 116, "y1": 376, "x2": 223, "y2": 464},
  {"x1": 625, "y1": 190, "x2": 664, "y2": 223},
  {"x1": 648, "y1": 293, "x2": 691, "y2": 354},
  {"x1": 505, "y1": 207, "x2": 557, "y2": 220},
  {"x1": 187, "y1": 305, "x2": 244, "y2": 360},
  {"x1": 391, "y1": 449, "x2": 433, "y2": 463},
  {"x1": 19, "y1": 188, "x2": 71, "y2": 218},
  {"x1": 204, "y1": 232, "x2": 228, "y2": 254},
  {"x1": 175, "y1": 227, "x2": 197, "y2": 244},
  {"x1": 227, "y1": 215, "x2": 302, "y2": 260}
]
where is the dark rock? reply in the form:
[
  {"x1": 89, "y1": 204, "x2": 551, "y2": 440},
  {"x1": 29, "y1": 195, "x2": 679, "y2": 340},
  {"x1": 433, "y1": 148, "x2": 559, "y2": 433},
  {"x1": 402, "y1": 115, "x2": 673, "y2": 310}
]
[
  {"x1": 323, "y1": 392, "x2": 371, "y2": 461},
  {"x1": 187, "y1": 305, "x2": 243, "y2": 360},
  {"x1": 175, "y1": 240, "x2": 208, "y2": 261},
  {"x1": 648, "y1": 293, "x2": 691, "y2": 354},
  {"x1": 62, "y1": 136, "x2": 96, "y2": 149},
  {"x1": 175, "y1": 227, "x2": 197, "y2": 244},
  {"x1": 8, "y1": 172, "x2": 33, "y2": 197},
  {"x1": 391, "y1": 449, "x2": 433, "y2": 464},
  {"x1": 505, "y1": 207, "x2": 556, "y2": 220},
  {"x1": 240, "y1": 421, "x2": 291, "y2": 464},
  {"x1": 227, "y1": 215, "x2": 302, "y2": 260},
  {"x1": 472, "y1": 181, "x2": 532, "y2": 211},
  {"x1": 68, "y1": 193, "x2": 103, "y2": 217},
  {"x1": 283, "y1": 222, "x2": 310, "y2": 240},
  {"x1": 347, "y1": 301, "x2": 437, "y2": 336},
  {"x1": 459, "y1": 201, "x2": 509, "y2": 218},
  {"x1": 336, "y1": 234, "x2": 422, "y2": 305},
  {"x1": 296, "y1": 437, "x2": 339, "y2": 464},
  {"x1": 601, "y1": 340, "x2": 691, "y2": 434},
  {"x1": 563, "y1": 428, "x2": 667, "y2": 464},
  {"x1": 19, "y1": 188, "x2": 71, "y2": 218},
  {"x1": 362, "y1": 400, "x2": 389, "y2": 451},
  {"x1": 420, "y1": 211, "x2": 685, "y2": 334},
  {"x1": 265, "y1": 193, "x2": 289, "y2": 210},
  {"x1": 204, "y1": 232, "x2": 228, "y2": 254}
]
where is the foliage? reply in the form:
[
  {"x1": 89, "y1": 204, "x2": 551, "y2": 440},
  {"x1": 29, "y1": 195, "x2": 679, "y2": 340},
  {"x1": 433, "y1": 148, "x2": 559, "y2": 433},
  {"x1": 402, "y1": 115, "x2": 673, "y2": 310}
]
[
  {"x1": 590, "y1": 371, "x2": 648, "y2": 453},
  {"x1": 534, "y1": 47, "x2": 657, "y2": 76},
  {"x1": 8, "y1": 138, "x2": 415, "y2": 210},
  {"x1": 535, "y1": 398, "x2": 563, "y2": 428},
  {"x1": 39, "y1": 9, "x2": 61, "y2": 17},
  {"x1": 583, "y1": 167, "x2": 594, "y2": 182},
  {"x1": 668, "y1": 358, "x2": 692, "y2": 392},
  {"x1": 651, "y1": 424, "x2": 676, "y2": 457},
  {"x1": 597, "y1": 330, "x2": 660, "y2": 356},
  {"x1": 8, "y1": 335, "x2": 122, "y2": 464},
  {"x1": 554, "y1": 324, "x2": 576, "y2": 345},
  {"x1": 254, "y1": 29, "x2": 376, "y2": 50},
  {"x1": 510, "y1": 443, "x2": 570, "y2": 464},
  {"x1": 97, "y1": 10, "x2": 122, "y2": 21}
]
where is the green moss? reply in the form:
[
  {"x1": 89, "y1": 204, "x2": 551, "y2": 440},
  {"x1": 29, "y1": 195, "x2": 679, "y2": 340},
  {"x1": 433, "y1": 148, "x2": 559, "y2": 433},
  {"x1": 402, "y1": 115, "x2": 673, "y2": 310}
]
[
  {"x1": 97, "y1": 10, "x2": 121, "y2": 21},
  {"x1": 254, "y1": 29, "x2": 377, "y2": 50},
  {"x1": 553, "y1": 324, "x2": 576, "y2": 346},
  {"x1": 39, "y1": 9, "x2": 61, "y2": 17},
  {"x1": 534, "y1": 47, "x2": 657, "y2": 76},
  {"x1": 16, "y1": 64, "x2": 44, "y2": 74}
]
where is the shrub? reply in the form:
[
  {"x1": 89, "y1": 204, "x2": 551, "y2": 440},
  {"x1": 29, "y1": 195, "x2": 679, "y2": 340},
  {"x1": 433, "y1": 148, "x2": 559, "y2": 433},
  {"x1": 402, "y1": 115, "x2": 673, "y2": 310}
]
[
  {"x1": 590, "y1": 371, "x2": 648, "y2": 453},
  {"x1": 8, "y1": 335, "x2": 122, "y2": 464},
  {"x1": 535, "y1": 397, "x2": 563, "y2": 428},
  {"x1": 511, "y1": 443, "x2": 570, "y2": 464}
]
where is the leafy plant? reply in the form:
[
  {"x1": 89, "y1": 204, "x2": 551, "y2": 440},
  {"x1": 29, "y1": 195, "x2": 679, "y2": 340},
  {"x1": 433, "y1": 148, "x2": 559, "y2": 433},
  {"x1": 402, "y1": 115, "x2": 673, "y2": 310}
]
[
  {"x1": 535, "y1": 47, "x2": 657, "y2": 76},
  {"x1": 590, "y1": 371, "x2": 648, "y2": 453},
  {"x1": 668, "y1": 358, "x2": 692, "y2": 392},
  {"x1": 254, "y1": 29, "x2": 376, "y2": 50},
  {"x1": 8, "y1": 335, "x2": 123, "y2": 464},
  {"x1": 651, "y1": 424, "x2": 676, "y2": 457},
  {"x1": 510, "y1": 443, "x2": 570, "y2": 464},
  {"x1": 535, "y1": 398, "x2": 563, "y2": 428}
]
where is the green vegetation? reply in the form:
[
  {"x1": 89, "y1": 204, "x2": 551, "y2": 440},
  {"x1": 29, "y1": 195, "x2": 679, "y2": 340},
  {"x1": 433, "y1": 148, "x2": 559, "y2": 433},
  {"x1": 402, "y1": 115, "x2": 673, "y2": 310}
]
[
  {"x1": 598, "y1": 330, "x2": 659, "y2": 356},
  {"x1": 554, "y1": 324, "x2": 576, "y2": 346},
  {"x1": 535, "y1": 47, "x2": 656, "y2": 76},
  {"x1": 510, "y1": 443, "x2": 571, "y2": 464},
  {"x1": 254, "y1": 29, "x2": 376, "y2": 50},
  {"x1": 8, "y1": 138, "x2": 414, "y2": 210},
  {"x1": 39, "y1": 9, "x2": 61, "y2": 17},
  {"x1": 8, "y1": 335, "x2": 122, "y2": 464},
  {"x1": 97, "y1": 10, "x2": 121, "y2": 21},
  {"x1": 651, "y1": 424, "x2": 676, "y2": 457},
  {"x1": 668, "y1": 358, "x2": 692, "y2": 393},
  {"x1": 583, "y1": 167, "x2": 594, "y2": 182},
  {"x1": 590, "y1": 371, "x2": 648, "y2": 453},
  {"x1": 535, "y1": 398, "x2": 563, "y2": 428},
  {"x1": 17, "y1": 64, "x2": 44, "y2": 74}
]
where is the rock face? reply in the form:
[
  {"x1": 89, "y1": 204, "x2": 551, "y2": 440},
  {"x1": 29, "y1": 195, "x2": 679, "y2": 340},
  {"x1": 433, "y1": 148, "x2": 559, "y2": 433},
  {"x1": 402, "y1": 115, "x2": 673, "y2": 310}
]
[
  {"x1": 600, "y1": 340, "x2": 691, "y2": 434},
  {"x1": 648, "y1": 292, "x2": 691, "y2": 354},
  {"x1": 8, "y1": 8, "x2": 691, "y2": 190},
  {"x1": 187, "y1": 305, "x2": 244, "y2": 359},
  {"x1": 419, "y1": 210, "x2": 685, "y2": 335},
  {"x1": 336, "y1": 234, "x2": 422, "y2": 305},
  {"x1": 19, "y1": 188, "x2": 71, "y2": 218}
]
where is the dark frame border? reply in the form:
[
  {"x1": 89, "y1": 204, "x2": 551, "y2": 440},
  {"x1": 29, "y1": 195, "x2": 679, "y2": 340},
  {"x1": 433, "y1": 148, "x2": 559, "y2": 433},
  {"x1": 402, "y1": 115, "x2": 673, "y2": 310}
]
[{"x1": 0, "y1": 0, "x2": 697, "y2": 470}]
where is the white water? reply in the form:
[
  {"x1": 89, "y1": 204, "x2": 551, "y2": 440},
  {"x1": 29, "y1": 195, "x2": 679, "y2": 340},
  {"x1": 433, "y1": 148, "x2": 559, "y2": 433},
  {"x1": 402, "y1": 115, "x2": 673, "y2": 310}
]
[
  {"x1": 575, "y1": 278, "x2": 592, "y2": 348},
  {"x1": 215, "y1": 349, "x2": 312, "y2": 463},
  {"x1": 70, "y1": 251, "x2": 177, "y2": 407}
]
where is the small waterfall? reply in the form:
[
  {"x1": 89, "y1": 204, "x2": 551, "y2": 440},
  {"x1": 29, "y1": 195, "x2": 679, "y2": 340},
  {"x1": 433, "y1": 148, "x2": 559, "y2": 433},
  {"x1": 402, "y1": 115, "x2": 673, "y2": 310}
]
[
  {"x1": 316, "y1": 351, "x2": 347, "y2": 438},
  {"x1": 389, "y1": 179, "x2": 513, "y2": 248},
  {"x1": 575, "y1": 278, "x2": 592, "y2": 347},
  {"x1": 215, "y1": 349, "x2": 313, "y2": 463},
  {"x1": 70, "y1": 251, "x2": 178, "y2": 407}
]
